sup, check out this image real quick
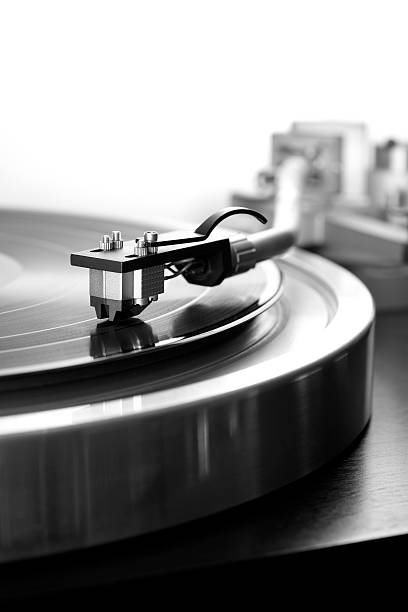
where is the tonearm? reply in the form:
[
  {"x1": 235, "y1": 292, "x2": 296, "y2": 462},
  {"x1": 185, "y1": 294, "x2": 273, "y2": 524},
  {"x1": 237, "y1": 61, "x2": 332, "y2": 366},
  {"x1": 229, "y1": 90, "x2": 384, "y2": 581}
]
[{"x1": 71, "y1": 157, "x2": 308, "y2": 321}]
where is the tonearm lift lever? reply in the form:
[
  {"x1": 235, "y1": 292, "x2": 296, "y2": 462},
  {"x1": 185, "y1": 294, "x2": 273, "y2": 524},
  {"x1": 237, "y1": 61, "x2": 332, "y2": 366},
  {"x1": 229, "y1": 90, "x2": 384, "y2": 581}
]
[{"x1": 71, "y1": 157, "x2": 307, "y2": 321}]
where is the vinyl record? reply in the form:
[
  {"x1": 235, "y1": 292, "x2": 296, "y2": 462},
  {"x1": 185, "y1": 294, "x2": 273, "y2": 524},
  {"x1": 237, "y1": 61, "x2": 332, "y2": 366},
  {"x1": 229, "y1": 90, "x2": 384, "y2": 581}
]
[{"x1": 0, "y1": 209, "x2": 281, "y2": 383}]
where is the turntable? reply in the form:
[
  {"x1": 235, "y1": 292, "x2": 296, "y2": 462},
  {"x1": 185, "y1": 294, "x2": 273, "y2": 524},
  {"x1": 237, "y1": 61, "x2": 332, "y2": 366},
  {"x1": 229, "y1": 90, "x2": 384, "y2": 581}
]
[{"x1": 0, "y1": 197, "x2": 374, "y2": 565}]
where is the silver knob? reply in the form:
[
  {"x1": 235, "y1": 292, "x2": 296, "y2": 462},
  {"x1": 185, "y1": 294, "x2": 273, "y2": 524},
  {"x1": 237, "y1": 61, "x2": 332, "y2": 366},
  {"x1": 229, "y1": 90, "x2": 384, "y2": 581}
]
[
  {"x1": 99, "y1": 234, "x2": 114, "y2": 251},
  {"x1": 134, "y1": 239, "x2": 148, "y2": 257},
  {"x1": 144, "y1": 230, "x2": 158, "y2": 242},
  {"x1": 111, "y1": 230, "x2": 123, "y2": 250},
  {"x1": 143, "y1": 231, "x2": 158, "y2": 254}
]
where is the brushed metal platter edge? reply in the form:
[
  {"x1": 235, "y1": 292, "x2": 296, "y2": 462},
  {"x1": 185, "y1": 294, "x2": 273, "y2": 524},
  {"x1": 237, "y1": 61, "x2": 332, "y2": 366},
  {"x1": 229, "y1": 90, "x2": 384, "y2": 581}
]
[{"x1": 0, "y1": 249, "x2": 375, "y2": 562}]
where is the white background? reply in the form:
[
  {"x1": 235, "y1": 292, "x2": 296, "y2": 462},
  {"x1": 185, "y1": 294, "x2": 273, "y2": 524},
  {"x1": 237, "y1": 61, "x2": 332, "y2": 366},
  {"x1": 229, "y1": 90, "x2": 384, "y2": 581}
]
[{"x1": 0, "y1": 0, "x2": 407, "y2": 223}]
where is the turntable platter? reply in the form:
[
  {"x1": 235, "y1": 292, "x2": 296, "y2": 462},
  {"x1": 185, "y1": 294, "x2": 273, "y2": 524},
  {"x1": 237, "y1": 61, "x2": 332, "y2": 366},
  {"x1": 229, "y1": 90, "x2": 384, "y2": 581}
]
[{"x1": 0, "y1": 209, "x2": 375, "y2": 563}]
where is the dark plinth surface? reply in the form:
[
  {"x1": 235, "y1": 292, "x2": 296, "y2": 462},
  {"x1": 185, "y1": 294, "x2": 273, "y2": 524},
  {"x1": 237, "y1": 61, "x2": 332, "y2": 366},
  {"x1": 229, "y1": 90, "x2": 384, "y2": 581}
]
[{"x1": 1, "y1": 311, "x2": 408, "y2": 599}]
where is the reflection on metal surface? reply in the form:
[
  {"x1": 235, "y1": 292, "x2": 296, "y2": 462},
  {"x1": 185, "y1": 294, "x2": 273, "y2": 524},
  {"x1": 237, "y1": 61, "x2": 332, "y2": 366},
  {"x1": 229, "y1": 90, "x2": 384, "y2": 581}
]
[
  {"x1": 90, "y1": 321, "x2": 157, "y2": 358},
  {"x1": 197, "y1": 412, "x2": 210, "y2": 479},
  {"x1": 0, "y1": 326, "x2": 373, "y2": 562}
]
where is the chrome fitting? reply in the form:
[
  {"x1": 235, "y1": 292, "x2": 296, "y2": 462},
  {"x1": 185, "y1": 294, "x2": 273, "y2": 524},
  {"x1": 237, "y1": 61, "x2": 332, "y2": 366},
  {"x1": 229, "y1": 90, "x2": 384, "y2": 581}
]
[
  {"x1": 143, "y1": 230, "x2": 159, "y2": 254},
  {"x1": 111, "y1": 230, "x2": 123, "y2": 250},
  {"x1": 99, "y1": 234, "x2": 114, "y2": 251},
  {"x1": 229, "y1": 235, "x2": 257, "y2": 274},
  {"x1": 134, "y1": 239, "x2": 149, "y2": 257}
]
